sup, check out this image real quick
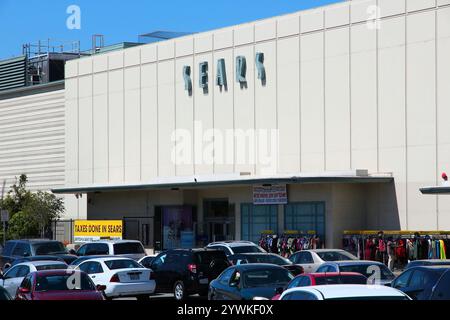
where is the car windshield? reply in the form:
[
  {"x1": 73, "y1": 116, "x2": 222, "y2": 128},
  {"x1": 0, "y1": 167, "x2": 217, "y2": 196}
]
[
  {"x1": 339, "y1": 264, "x2": 395, "y2": 280},
  {"x1": 315, "y1": 275, "x2": 367, "y2": 285},
  {"x1": 245, "y1": 255, "x2": 291, "y2": 266},
  {"x1": 36, "y1": 264, "x2": 67, "y2": 271},
  {"x1": 316, "y1": 251, "x2": 357, "y2": 261},
  {"x1": 243, "y1": 268, "x2": 293, "y2": 288},
  {"x1": 104, "y1": 259, "x2": 142, "y2": 270},
  {"x1": 113, "y1": 243, "x2": 145, "y2": 255},
  {"x1": 32, "y1": 242, "x2": 67, "y2": 255},
  {"x1": 232, "y1": 246, "x2": 264, "y2": 254},
  {"x1": 35, "y1": 273, "x2": 95, "y2": 292}
]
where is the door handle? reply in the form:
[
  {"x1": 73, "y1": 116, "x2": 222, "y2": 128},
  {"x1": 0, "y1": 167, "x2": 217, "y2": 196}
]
[{"x1": 92, "y1": 275, "x2": 96, "y2": 279}]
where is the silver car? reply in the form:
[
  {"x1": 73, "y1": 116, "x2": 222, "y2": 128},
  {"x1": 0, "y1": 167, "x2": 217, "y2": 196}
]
[{"x1": 289, "y1": 249, "x2": 358, "y2": 273}]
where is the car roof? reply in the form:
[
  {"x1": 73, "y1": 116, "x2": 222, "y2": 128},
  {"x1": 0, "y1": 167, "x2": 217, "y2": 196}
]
[
  {"x1": 410, "y1": 259, "x2": 450, "y2": 263},
  {"x1": 8, "y1": 239, "x2": 61, "y2": 244},
  {"x1": 325, "y1": 260, "x2": 385, "y2": 266},
  {"x1": 16, "y1": 260, "x2": 68, "y2": 267},
  {"x1": 208, "y1": 241, "x2": 257, "y2": 247},
  {"x1": 79, "y1": 256, "x2": 135, "y2": 262},
  {"x1": 285, "y1": 285, "x2": 406, "y2": 299},
  {"x1": 304, "y1": 249, "x2": 347, "y2": 253},
  {"x1": 408, "y1": 265, "x2": 450, "y2": 271},
  {"x1": 306, "y1": 272, "x2": 367, "y2": 278},
  {"x1": 81, "y1": 240, "x2": 142, "y2": 244},
  {"x1": 34, "y1": 269, "x2": 84, "y2": 276},
  {"x1": 231, "y1": 253, "x2": 279, "y2": 256},
  {"x1": 234, "y1": 263, "x2": 287, "y2": 271}
]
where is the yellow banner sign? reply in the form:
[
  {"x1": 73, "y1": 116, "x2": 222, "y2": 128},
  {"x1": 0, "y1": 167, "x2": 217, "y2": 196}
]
[{"x1": 74, "y1": 220, "x2": 123, "y2": 242}]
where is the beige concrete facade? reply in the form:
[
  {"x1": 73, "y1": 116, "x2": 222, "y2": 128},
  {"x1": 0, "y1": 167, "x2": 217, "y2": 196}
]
[{"x1": 61, "y1": 0, "x2": 450, "y2": 247}]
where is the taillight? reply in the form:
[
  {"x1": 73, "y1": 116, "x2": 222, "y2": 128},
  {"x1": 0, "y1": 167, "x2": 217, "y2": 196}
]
[
  {"x1": 110, "y1": 274, "x2": 120, "y2": 283},
  {"x1": 188, "y1": 264, "x2": 197, "y2": 274}
]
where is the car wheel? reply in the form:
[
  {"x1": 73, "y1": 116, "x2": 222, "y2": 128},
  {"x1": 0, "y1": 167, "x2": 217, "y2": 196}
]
[{"x1": 173, "y1": 281, "x2": 186, "y2": 301}]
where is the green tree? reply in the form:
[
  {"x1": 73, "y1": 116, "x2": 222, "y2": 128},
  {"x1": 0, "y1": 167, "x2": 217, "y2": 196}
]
[{"x1": 0, "y1": 174, "x2": 65, "y2": 239}]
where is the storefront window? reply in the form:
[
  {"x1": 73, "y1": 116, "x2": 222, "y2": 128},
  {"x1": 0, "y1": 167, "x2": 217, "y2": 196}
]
[
  {"x1": 241, "y1": 204, "x2": 278, "y2": 243},
  {"x1": 162, "y1": 206, "x2": 194, "y2": 249},
  {"x1": 284, "y1": 202, "x2": 325, "y2": 239}
]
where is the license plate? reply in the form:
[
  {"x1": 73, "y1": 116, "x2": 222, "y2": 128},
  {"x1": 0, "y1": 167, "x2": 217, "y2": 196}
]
[
  {"x1": 129, "y1": 274, "x2": 140, "y2": 281},
  {"x1": 199, "y1": 278, "x2": 209, "y2": 284}
]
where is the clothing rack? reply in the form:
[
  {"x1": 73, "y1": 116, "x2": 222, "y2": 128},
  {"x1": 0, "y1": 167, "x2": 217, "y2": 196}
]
[
  {"x1": 259, "y1": 230, "x2": 323, "y2": 258},
  {"x1": 343, "y1": 230, "x2": 450, "y2": 271}
]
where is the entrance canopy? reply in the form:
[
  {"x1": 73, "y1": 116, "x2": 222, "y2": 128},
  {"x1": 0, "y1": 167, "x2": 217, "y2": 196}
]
[
  {"x1": 420, "y1": 186, "x2": 450, "y2": 194},
  {"x1": 51, "y1": 170, "x2": 393, "y2": 194}
]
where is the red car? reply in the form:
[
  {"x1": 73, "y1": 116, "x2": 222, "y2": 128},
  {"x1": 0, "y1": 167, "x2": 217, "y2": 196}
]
[
  {"x1": 272, "y1": 272, "x2": 367, "y2": 300},
  {"x1": 15, "y1": 269, "x2": 105, "y2": 300}
]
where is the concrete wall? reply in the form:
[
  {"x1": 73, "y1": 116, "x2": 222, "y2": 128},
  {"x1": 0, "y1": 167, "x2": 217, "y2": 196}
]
[{"x1": 65, "y1": 0, "x2": 450, "y2": 230}]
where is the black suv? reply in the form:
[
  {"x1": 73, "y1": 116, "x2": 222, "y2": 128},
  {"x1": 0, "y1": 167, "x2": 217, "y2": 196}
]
[
  {"x1": 149, "y1": 248, "x2": 230, "y2": 300},
  {"x1": 0, "y1": 240, "x2": 76, "y2": 271}
]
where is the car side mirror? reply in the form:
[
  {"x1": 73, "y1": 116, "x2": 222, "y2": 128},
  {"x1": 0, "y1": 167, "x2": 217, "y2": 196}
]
[{"x1": 96, "y1": 285, "x2": 107, "y2": 292}]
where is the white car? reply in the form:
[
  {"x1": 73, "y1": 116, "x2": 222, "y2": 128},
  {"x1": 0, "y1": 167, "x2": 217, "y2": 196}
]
[
  {"x1": 288, "y1": 249, "x2": 358, "y2": 273},
  {"x1": 0, "y1": 260, "x2": 68, "y2": 297},
  {"x1": 74, "y1": 257, "x2": 155, "y2": 300},
  {"x1": 279, "y1": 285, "x2": 411, "y2": 300},
  {"x1": 206, "y1": 241, "x2": 266, "y2": 256},
  {"x1": 74, "y1": 240, "x2": 146, "y2": 261}
]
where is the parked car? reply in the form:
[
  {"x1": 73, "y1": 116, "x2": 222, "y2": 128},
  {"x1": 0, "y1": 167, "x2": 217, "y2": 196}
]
[
  {"x1": 149, "y1": 248, "x2": 230, "y2": 300},
  {"x1": 0, "y1": 239, "x2": 75, "y2": 271},
  {"x1": 278, "y1": 284, "x2": 411, "y2": 300},
  {"x1": 68, "y1": 255, "x2": 111, "y2": 268},
  {"x1": 208, "y1": 264, "x2": 294, "y2": 300},
  {"x1": 405, "y1": 259, "x2": 450, "y2": 270},
  {"x1": 390, "y1": 266, "x2": 450, "y2": 300},
  {"x1": 316, "y1": 260, "x2": 395, "y2": 285},
  {"x1": 228, "y1": 253, "x2": 304, "y2": 276},
  {"x1": 7, "y1": 255, "x2": 77, "y2": 270},
  {"x1": 0, "y1": 260, "x2": 68, "y2": 297},
  {"x1": 271, "y1": 272, "x2": 368, "y2": 300},
  {"x1": 73, "y1": 240, "x2": 146, "y2": 261},
  {"x1": 206, "y1": 241, "x2": 266, "y2": 257},
  {"x1": 138, "y1": 255, "x2": 157, "y2": 269},
  {"x1": 73, "y1": 257, "x2": 155, "y2": 300},
  {"x1": 15, "y1": 269, "x2": 105, "y2": 300},
  {"x1": 288, "y1": 249, "x2": 358, "y2": 273},
  {"x1": 0, "y1": 286, "x2": 12, "y2": 301}
]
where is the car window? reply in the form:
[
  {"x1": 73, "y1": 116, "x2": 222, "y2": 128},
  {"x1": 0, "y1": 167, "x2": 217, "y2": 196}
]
[
  {"x1": 431, "y1": 271, "x2": 450, "y2": 300},
  {"x1": 77, "y1": 245, "x2": 87, "y2": 256},
  {"x1": 85, "y1": 262, "x2": 103, "y2": 274},
  {"x1": 140, "y1": 257, "x2": 155, "y2": 268},
  {"x1": 86, "y1": 243, "x2": 109, "y2": 255},
  {"x1": 104, "y1": 259, "x2": 141, "y2": 270},
  {"x1": 393, "y1": 270, "x2": 413, "y2": 289},
  {"x1": 35, "y1": 273, "x2": 95, "y2": 291},
  {"x1": 283, "y1": 291, "x2": 318, "y2": 300},
  {"x1": 78, "y1": 262, "x2": 92, "y2": 274},
  {"x1": 287, "y1": 276, "x2": 304, "y2": 289},
  {"x1": 289, "y1": 253, "x2": 299, "y2": 264},
  {"x1": 231, "y1": 246, "x2": 264, "y2": 254},
  {"x1": 151, "y1": 253, "x2": 167, "y2": 269},
  {"x1": 16, "y1": 265, "x2": 30, "y2": 277},
  {"x1": 2, "y1": 242, "x2": 16, "y2": 256},
  {"x1": 316, "y1": 251, "x2": 357, "y2": 261},
  {"x1": 243, "y1": 268, "x2": 293, "y2": 288},
  {"x1": 165, "y1": 252, "x2": 182, "y2": 264},
  {"x1": 12, "y1": 243, "x2": 31, "y2": 257},
  {"x1": 297, "y1": 252, "x2": 314, "y2": 264},
  {"x1": 20, "y1": 274, "x2": 33, "y2": 290},
  {"x1": 219, "y1": 268, "x2": 235, "y2": 285},
  {"x1": 35, "y1": 264, "x2": 67, "y2": 271},
  {"x1": 340, "y1": 264, "x2": 395, "y2": 280},
  {"x1": 409, "y1": 270, "x2": 426, "y2": 288},
  {"x1": 32, "y1": 242, "x2": 66, "y2": 255},
  {"x1": 113, "y1": 242, "x2": 145, "y2": 255},
  {"x1": 4, "y1": 265, "x2": 21, "y2": 279}
]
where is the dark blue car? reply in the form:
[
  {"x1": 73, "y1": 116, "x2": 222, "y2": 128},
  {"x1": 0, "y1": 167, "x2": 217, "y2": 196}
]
[
  {"x1": 391, "y1": 266, "x2": 450, "y2": 300},
  {"x1": 208, "y1": 263, "x2": 294, "y2": 300}
]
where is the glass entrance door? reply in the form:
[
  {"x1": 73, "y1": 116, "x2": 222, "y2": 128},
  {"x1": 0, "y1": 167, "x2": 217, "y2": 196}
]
[{"x1": 203, "y1": 199, "x2": 235, "y2": 244}]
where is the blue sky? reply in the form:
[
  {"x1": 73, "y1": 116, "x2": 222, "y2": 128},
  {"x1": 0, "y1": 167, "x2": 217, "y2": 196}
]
[{"x1": 0, "y1": 0, "x2": 342, "y2": 59}]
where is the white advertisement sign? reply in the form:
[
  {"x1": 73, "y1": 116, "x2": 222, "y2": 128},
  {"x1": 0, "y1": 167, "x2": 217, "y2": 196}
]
[{"x1": 253, "y1": 184, "x2": 288, "y2": 205}]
